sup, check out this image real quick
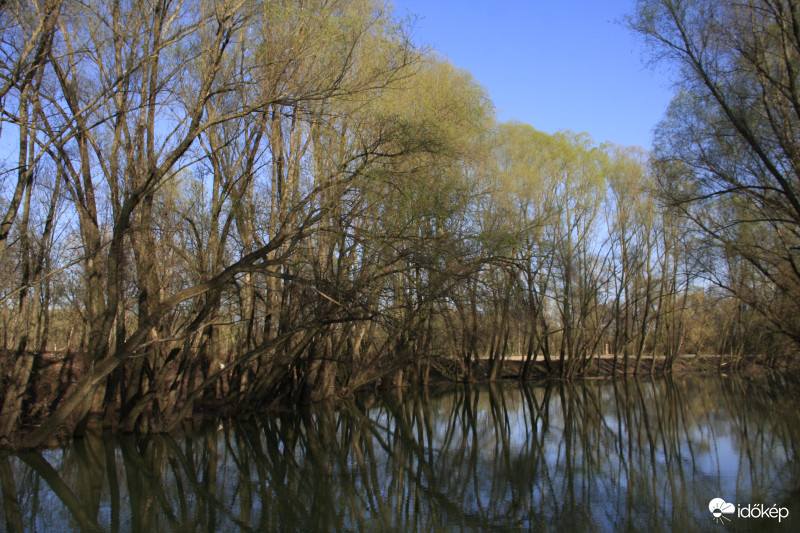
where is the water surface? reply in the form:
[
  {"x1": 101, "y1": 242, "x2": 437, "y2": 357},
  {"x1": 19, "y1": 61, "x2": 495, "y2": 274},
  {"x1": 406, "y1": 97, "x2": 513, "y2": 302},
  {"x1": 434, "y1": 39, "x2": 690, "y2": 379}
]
[{"x1": 1, "y1": 375, "x2": 799, "y2": 532}]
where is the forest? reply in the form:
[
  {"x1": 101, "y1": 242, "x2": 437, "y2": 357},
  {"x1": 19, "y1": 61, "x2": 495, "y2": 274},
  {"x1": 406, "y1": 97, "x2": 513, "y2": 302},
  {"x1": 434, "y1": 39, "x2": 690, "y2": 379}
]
[{"x1": 0, "y1": 0, "x2": 798, "y2": 448}]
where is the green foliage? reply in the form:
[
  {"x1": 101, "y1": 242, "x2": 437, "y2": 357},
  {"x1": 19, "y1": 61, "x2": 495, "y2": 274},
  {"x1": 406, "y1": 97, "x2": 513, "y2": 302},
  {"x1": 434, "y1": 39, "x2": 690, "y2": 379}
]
[{"x1": 0, "y1": 0, "x2": 792, "y2": 447}]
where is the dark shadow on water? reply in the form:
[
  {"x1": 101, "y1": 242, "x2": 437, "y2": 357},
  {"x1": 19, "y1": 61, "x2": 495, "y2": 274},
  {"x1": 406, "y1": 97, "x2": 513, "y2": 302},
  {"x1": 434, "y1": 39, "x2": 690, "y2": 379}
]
[{"x1": 1, "y1": 374, "x2": 800, "y2": 532}]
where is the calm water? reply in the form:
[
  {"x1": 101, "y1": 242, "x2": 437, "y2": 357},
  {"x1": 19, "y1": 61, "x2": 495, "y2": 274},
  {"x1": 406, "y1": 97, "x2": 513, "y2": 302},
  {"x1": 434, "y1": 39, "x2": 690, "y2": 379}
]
[{"x1": 1, "y1": 375, "x2": 799, "y2": 532}]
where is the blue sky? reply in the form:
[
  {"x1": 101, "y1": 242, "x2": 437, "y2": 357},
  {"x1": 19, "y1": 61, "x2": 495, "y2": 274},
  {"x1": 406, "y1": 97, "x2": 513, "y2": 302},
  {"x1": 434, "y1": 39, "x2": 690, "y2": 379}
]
[{"x1": 392, "y1": 0, "x2": 675, "y2": 150}]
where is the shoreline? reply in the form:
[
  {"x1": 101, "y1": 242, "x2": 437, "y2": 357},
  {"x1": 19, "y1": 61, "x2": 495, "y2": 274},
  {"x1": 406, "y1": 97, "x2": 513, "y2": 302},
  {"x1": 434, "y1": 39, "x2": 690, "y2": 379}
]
[
  {"x1": 424, "y1": 353, "x2": 800, "y2": 384},
  {"x1": 3, "y1": 352, "x2": 797, "y2": 451}
]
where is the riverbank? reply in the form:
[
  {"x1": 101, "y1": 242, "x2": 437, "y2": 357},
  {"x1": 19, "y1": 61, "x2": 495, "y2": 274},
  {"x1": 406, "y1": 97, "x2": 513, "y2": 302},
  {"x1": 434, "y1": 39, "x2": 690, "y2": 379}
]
[
  {"x1": 427, "y1": 353, "x2": 800, "y2": 383},
  {"x1": 2, "y1": 349, "x2": 798, "y2": 449}
]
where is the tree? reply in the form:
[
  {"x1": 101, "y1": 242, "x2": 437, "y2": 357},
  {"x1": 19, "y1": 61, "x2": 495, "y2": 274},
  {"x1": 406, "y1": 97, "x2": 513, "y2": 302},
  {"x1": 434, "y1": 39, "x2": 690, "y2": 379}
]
[
  {"x1": 0, "y1": 0, "x2": 421, "y2": 446},
  {"x1": 629, "y1": 0, "x2": 800, "y2": 346},
  {"x1": 606, "y1": 146, "x2": 658, "y2": 373}
]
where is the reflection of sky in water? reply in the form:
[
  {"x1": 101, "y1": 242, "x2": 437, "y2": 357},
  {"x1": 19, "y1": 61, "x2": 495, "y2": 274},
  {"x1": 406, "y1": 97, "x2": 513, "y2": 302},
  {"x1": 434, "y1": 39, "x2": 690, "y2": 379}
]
[
  {"x1": 359, "y1": 379, "x2": 800, "y2": 531},
  {"x1": 2, "y1": 376, "x2": 800, "y2": 532}
]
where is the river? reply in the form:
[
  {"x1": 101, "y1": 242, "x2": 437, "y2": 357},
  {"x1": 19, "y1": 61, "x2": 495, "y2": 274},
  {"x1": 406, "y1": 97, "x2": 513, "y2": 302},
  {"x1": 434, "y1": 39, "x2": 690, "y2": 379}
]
[{"x1": 1, "y1": 375, "x2": 799, "y2": 531}]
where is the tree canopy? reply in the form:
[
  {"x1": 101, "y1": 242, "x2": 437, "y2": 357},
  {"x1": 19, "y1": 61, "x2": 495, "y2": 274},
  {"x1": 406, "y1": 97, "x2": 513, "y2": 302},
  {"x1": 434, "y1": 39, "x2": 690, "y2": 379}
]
[{"x1": 0, "y1": 0, "x2": 794, "y2": 448}]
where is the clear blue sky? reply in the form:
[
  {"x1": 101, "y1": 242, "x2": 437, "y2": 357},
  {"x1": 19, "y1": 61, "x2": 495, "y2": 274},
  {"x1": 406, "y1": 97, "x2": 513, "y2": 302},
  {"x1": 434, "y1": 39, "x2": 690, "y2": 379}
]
[{"x1": 392, "y1": 0, "x2": 675, "y2": 150}]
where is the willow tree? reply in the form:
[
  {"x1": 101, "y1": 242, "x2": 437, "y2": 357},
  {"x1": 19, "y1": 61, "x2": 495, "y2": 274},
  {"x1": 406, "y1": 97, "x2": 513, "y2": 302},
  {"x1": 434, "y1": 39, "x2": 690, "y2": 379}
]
[
  {"x1": 0, "y1": 0, "x2": 419, "y2": 447},
  {"x1": 481, "y1": 123, "x2": 560, "y2": 377},
  {"x1": 302, "y1": 58, "x2": 494, "y2": 390},
  {"x1": 544, "y1": 133, "x2": 610, "y2": 376},
  {"x1": 474, "y1": 125, "x2": 615, "y2": 377},
  {"x1": 0, "y1": 0, "x2": 70, "y2": 439},
  {"x1": 605, "y1": 146, "x2": 659, "y2": 373},
  {"x1": 630, "y1": 0, "x2": 800, "y2": 348}
]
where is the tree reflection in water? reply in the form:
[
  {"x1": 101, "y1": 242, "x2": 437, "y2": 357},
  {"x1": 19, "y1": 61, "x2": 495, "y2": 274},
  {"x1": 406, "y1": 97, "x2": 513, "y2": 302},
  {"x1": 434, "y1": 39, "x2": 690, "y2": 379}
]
[{"x1": 1, "y1": 375, "x2": 799, "y2": 532}]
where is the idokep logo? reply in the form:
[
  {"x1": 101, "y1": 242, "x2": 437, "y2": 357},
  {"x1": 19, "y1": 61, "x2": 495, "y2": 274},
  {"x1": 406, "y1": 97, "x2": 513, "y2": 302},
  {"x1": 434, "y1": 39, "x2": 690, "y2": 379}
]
[
  {"x1": 708, "y1": 497, "x2": 790, "y2": 525},
  {"x1": 709, "y1": 498, "x2": 735, "y2": 524}
]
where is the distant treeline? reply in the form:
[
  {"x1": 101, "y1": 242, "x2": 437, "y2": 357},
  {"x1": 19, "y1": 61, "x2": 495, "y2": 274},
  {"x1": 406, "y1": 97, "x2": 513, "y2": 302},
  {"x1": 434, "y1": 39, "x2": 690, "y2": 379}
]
[{"x1": 0, "y1": 0, "x2": 798, "y2": 447}]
